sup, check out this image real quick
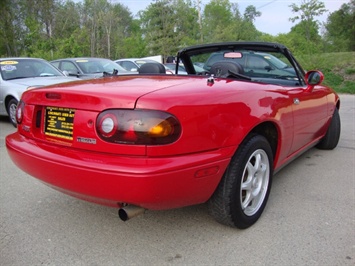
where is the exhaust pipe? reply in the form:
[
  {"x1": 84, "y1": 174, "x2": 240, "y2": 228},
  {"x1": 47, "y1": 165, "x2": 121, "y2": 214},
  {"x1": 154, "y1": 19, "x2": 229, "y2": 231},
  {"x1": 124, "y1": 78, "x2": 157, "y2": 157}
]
[{"x1": 118, "y1": 205, "x2": 145, "y2": 221}]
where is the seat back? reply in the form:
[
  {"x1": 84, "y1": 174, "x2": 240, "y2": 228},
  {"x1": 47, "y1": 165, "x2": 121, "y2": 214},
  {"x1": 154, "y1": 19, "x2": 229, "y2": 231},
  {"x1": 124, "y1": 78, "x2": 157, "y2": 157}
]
[
  {"x1": 138, "y1": 62, "x2": 166, "y2": 74},
  {"x1": 209, "y1": 61, "x2": 244, "y2": 78}
]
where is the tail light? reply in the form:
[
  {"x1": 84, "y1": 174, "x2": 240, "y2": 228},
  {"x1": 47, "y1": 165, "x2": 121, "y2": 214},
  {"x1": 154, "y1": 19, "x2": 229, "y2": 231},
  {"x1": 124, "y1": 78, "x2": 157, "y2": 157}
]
[
  {"x1": 16, "y1": 100, "x2": 25, "y2": 125},
  {"x1": 96, "y1": 110, "x2": 181, "y2": 145}
]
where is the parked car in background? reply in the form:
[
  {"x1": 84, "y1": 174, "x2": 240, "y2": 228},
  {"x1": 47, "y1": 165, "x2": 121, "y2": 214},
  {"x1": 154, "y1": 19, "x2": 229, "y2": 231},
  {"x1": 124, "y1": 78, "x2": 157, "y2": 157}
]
[
  {"x1": 0, "y1": 57, "x2": 76, "y2": 127},
  {"x1": 115, "y1": 58, "x2": 159, "y2": 72},
  {"x1": 204, "y1": 51, "x2": 296, "y2": 78},
  {"x1": 164, "y1": 63, "x2": 188, "y2": 74},
  {"x1": 51, "y1": 58, "x2": 131, "y2": 79},
  {"x1": 6, "y1": 42, "x2": 340, "y2": 229},
  {"x1": 116, "y1": 58, "x2": 174, "y2": 74},
  {"x1": 165, "y1": 63, "x2": 206, "y2": 75}
]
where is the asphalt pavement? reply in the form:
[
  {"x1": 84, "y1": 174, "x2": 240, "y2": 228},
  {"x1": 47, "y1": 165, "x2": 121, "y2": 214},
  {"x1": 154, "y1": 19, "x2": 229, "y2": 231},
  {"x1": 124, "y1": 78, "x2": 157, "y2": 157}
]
[{"x1": 0, "y1": 94, "x2": 354, "y2": 266}]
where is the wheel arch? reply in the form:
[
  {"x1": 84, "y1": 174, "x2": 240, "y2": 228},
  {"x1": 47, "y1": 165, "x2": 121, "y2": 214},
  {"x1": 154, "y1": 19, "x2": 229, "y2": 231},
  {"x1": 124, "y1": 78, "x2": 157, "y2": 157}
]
[
  {"x1": 248, "y1": 121, "x2": 278, "y2": 161},
  {"x1": 5, "y1": 95, "x2": 19, "y2": 115},
  {"x1": 336, "y1": 99, "x2": 340, "y2": 110}
]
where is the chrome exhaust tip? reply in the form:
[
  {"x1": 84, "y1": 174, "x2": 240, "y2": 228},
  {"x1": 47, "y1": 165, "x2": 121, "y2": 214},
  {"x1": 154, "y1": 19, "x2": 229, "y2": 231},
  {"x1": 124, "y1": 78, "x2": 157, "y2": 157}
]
[{"x1": 118, "y1": 205, "x2": 145, "y2": 221}]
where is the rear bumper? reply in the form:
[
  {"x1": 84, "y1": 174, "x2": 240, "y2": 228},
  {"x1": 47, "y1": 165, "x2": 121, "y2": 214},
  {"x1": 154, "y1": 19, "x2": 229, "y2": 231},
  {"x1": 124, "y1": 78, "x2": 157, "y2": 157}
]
[{"x1": 6, "y1": 132, "x2": 234, "y2": 210}]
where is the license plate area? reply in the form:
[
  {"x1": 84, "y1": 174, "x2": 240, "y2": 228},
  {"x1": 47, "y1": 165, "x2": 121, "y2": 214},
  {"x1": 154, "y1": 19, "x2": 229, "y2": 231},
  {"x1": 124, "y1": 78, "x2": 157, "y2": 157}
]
[{"x1": 44, "y1": 106, "x2": 75, "y2": 140}]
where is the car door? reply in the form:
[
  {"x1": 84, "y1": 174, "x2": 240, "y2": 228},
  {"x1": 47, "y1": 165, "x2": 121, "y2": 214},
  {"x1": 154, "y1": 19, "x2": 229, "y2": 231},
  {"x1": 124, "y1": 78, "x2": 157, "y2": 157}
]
[
  {"x1": 244, "y1": 55, "x2": 271, "y2": 77},
  {"x1": 60, "y1": 61, "x2": 81, "y2": 76},
  {"x1": 0, "y1": 77, "x2": 7, "y2": 114},
  {"x1": 120, "y1": 61, "x2": 138, "y2": 71},
  {"x1": 287, "y1": 87, "x2": 329, "y2": 155}
]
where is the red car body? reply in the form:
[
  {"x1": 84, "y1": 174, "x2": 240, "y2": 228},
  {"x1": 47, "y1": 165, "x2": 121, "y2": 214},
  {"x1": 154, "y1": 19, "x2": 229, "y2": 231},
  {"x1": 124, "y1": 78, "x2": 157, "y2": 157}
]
[{"x1": 6, "y1": 42, "x2": 340, "y2": 228}]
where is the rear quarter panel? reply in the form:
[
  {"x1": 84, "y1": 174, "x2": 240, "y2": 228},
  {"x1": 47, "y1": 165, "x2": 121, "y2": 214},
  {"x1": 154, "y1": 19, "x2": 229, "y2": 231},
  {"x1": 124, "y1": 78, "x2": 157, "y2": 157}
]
[{"x1": 136, "y1": 77, "x2": 294, "y2": 161}]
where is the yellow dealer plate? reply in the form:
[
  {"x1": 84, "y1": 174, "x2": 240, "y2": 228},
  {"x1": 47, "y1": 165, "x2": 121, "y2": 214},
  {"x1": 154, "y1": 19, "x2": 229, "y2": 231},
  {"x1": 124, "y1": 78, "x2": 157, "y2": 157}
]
[{"x1": 44, "y1": 107, "x2": 75, "y2": 140}]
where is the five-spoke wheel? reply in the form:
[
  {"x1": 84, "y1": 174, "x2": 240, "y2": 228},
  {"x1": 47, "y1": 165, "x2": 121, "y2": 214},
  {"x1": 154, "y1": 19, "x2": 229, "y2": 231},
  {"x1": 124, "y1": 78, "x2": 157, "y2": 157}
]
[{"x1": 209, "y1": 134, "x2": 273, "y2": 229}]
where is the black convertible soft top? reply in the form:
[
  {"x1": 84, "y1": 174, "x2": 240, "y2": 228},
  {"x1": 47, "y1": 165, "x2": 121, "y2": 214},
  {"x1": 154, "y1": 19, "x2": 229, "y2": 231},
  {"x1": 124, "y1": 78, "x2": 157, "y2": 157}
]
[
  {"x1": 176, "y1": 41, "x2": 303, "y2": 80},
  {"x1": 177, "y1": 42, "x2": 289, "y2": 57}
]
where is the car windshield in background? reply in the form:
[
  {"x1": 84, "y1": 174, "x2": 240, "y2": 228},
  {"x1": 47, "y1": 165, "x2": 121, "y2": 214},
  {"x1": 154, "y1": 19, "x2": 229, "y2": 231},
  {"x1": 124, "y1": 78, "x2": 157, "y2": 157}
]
[
  {"x1": 193, "y1": 49, "x2": 297, "y2": 81},
  {"x1": 263, "y1": 53, "x2": 289, "y2": 69},
  {"x1": 193, "y1": 64, "x2": 205, "y2": 73},
  {"x1": 75, "y1": 59, "x2": 127, "y2": 74},
  {"x1": 164, "y1": 63, "x2": 188, "y2": 74},
  {"x1": 0, "y1": 59, "x2": 64, "y2": 81},
  {"x1": 115, "y1": 59, "x2": 159, "y2": 72}
]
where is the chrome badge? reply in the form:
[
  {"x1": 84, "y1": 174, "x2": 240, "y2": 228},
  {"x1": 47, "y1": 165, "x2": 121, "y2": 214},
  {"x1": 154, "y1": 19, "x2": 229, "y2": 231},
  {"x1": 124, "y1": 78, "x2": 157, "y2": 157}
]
[{"x1": 77, "y1": 137, "x2": 97, "y2": 144}]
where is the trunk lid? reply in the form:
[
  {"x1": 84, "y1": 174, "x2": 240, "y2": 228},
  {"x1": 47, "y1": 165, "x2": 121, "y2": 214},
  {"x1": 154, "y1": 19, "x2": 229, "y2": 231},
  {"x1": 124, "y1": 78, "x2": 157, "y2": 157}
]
[
  {"x1": 18, "y1": 76, "x2": 197, "y2": 155},
  {"x1": 25, "y1": 75, "x2": 193, "y2": 110}
]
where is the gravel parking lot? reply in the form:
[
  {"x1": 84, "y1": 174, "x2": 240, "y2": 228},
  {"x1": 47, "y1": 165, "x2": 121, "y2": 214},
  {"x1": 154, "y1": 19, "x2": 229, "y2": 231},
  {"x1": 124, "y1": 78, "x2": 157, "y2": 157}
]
[{"x1": 0, "y1": 94, "x2": 354, "y2": 266}]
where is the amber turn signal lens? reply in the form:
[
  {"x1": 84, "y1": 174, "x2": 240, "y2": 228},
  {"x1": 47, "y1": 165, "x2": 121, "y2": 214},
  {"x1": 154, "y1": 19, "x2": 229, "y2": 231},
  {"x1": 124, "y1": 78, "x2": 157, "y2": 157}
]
[{"x1": 96, "y1": 109, "x2": 181, "y2": 145}]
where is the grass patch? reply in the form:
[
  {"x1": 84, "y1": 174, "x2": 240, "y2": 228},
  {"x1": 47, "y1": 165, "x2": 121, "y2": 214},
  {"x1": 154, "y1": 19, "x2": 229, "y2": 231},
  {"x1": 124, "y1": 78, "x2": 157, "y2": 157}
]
[
  {"x1": 345, "y1": 68, "x2": 355, "y2": 75},
  {"x1": 297, "y1": 52, "x2": 355, "y2": 94},
  {"x1": 322, "y1": 69, "x2": 343, "y2": 86},
  {"x1": 337, "y1": 81, "x2": 355, "y2": 94}
]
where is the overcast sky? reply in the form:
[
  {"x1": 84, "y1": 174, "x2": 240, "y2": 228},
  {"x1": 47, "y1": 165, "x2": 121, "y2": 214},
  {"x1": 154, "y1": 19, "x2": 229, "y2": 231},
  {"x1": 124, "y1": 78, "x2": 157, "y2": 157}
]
[{"x1": 115, "y1": 0, "x2": 349, "y2": 35}]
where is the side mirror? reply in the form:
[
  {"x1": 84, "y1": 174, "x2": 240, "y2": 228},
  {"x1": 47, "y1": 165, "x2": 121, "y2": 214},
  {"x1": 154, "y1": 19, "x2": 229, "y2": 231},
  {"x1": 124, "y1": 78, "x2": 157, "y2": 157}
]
[
  {"x1": 265, "y1": 66, "x2": 274, "y2": 72},
  {"x1": 66, "y1": 71, "x2": 80, "y2": 78},
  {"x1": 62, "y1": 70, "x2": 69, "y2": 76},
  {"x1": 305, "y1": 70, "x2": 324, "y2": 91}
]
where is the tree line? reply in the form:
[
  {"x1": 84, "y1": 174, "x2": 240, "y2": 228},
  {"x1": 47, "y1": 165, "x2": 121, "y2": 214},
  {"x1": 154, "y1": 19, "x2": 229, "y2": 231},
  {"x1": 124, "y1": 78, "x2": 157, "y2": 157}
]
[{"x1": 0, "y1": 0, "x2": 354, "y2": 61}]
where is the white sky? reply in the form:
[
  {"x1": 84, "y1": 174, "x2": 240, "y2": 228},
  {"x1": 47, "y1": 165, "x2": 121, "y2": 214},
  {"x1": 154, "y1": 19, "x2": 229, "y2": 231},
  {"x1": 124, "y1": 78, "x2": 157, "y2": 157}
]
[{"x1": 115, "y1": 0, "x2": 349, "y2": 35}]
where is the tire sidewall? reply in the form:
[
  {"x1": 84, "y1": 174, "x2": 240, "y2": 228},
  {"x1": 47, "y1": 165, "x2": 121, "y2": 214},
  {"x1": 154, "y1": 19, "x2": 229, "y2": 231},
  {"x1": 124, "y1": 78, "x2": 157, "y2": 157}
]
[
  {"x1": 227, "y1": 134, "x2": 273, "y2": 228},
  {"x1": 7, "y1": 98, "x2": 18, "y2": 127},
  {"x1": 317, "y1": 108, "x2": 340, "y2": 150}
]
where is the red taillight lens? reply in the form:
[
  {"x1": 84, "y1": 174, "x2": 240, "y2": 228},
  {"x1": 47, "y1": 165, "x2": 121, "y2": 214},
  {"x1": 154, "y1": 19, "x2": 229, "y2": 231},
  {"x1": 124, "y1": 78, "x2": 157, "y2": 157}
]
[
  {"x1": 96, "y1": 110, "x2": 181, "y2": 145},
  {"x1": 16, "y1": 101, "x2": 25, "y2": 124}
]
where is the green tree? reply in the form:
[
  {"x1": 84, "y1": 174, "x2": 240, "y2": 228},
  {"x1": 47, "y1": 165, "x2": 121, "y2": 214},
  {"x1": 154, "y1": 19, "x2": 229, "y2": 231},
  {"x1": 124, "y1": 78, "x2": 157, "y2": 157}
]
[
  {"x1": 289, "y1": 0, "x2": 327, "y2": 42},
  {"x1": 324, "y1": 0, "x2": 355, "y2": 52},
  {"x1": 80, "y1": 0, "x2": 134, "y2": 58},
  {"x1": 21, "y1": 0, "x2": 59, "y2": 58},
  {"x1": 110, "y1": 4, "x2": 137, "y2": 59},
  {"x1": 244, "y1": 5, "x2": 261, "y2": 22},
  {"x1": 0, "y1": 0, "x2": 266, "y2": 59},
  {"x1": 240, "y1": 5, "x2": 262, "y2": 41},
  {"x1": 174, "y1": 0, "x2": 200, "y2": 47},
  {"x1": 50, "y1": 0, "x2": 86, "y2": 58},
  {"x1": 0, "y1": 0, "x2": 22, "y2": 56},
  {"x1": 139, "y1": 0, "x2": 198, "y2": 58},
  {"x1": 139, "y1": 0, "x2": 175, "y2": 57},
  {"x1": 202, "y1": 1, "x2": 261, "y2": 43},
  {"x1": 202, "y1": 0, "x2": 234, "y2": 42},
  {"x1": 289, "y1": 20, "x2": 323, "y2": 54},
  {"x1": 52, "y1": 1, "x2": 81, "y2": 39},
  {"x1": 121, "y1": 19, "x2": 148, "y2": 59}
]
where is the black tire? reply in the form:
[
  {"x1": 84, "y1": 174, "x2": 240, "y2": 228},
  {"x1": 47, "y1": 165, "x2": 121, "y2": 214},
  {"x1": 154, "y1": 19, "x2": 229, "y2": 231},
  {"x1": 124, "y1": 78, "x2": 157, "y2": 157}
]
[
  {"x1": 208, "y1": 134, "x2": 273, "y2": 229},
  {"x1": 316, "y1": 108, "x2": 340, "y2": 150},
  {"x1": 7, "y1": 98, "x2": 18, "y2": 128}
]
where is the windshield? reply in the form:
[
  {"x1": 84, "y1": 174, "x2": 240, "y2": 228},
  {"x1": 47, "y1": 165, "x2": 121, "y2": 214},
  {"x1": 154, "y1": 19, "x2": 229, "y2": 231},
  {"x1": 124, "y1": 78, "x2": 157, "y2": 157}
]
[
  {"x1": 0, "y1": 59, "x2": 64, "y2": 80},
  {"x1": 75, "y1": 59, "x2": 128, "y2": 74},
  {"x1": 189, "y1": 49, "x2": 297, "y2": 82},
  {"x1": 259, "y1": 53, "x2": 289, "y2": 69}
]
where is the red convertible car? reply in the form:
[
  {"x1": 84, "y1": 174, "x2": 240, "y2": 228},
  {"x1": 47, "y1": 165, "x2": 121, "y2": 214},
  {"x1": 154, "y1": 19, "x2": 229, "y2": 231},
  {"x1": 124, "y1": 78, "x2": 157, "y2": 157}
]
[{"x1": 6, "y1": 42, "x2": 340, "y2": 229}]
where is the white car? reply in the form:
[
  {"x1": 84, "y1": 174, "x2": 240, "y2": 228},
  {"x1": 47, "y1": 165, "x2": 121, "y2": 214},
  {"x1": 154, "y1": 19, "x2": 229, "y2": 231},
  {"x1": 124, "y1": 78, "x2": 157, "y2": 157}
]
[{"x1": 0, "y1": 57, "x2": 77, "y2": 127}]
